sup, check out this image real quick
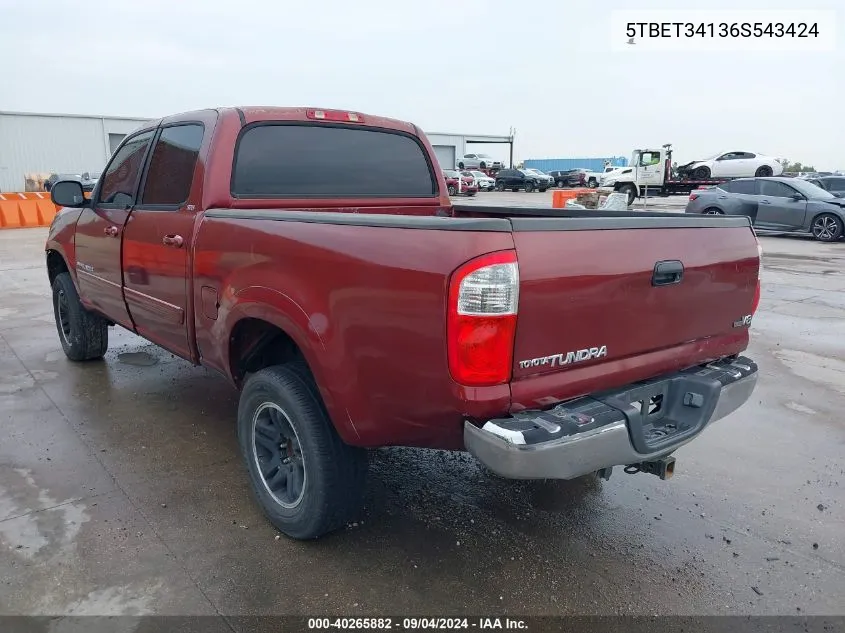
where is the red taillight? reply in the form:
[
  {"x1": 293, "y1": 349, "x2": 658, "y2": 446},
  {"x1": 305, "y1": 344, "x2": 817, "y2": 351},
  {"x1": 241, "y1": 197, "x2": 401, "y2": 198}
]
[
  {"x1": 689, "y1": 193, "x2": 699, "y2": 201},
  {"x1": 306, "y1": 109, "x2": 364, "y2": 123},
  {"x1": 447, "y1": 250, "x2": 519, "y2": 387}
]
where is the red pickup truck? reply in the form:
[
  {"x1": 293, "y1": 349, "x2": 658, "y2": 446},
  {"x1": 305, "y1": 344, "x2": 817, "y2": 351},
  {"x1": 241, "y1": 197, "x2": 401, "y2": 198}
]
[{"x1": 45, "y1": 107, "x2": 761, "y2": 540}]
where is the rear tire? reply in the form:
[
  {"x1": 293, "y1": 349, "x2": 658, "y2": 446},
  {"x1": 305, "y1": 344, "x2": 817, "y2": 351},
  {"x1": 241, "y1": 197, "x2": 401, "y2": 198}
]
[
  {"x1": 539, "y1": 188, "x2": 548, "y2": 193},
  {"x1": 587, "y1": 178, "x2": 597, "y2": 188},
  {"x1": 457, "y1": 162, "x2": 465, "y2": 169},
  {"x1": 811, "y1": 213, "x2": 843, "y2": 242},
  {"x1": 466, "y1": 191, "x2": 476, "y2": 197},
  {"x1": 495, "y1": 182, "x2": 505, "y2": 192},
  {"x1": 692, "y1": 166, "x2": 711, "y2": 179},
  {"x1": 556, "y1": 180, "x2": 565, "y2": 188},
  {"x1": 238, "y1": 364, "x2": 367, "y2": 540},
  {"x1": 447, "y1": 185, "x2": 456, "y2": 196},
  {"x1": 702, "y1": 207, "x2": 724, "y2": 215},
  {"x1": 480, "y1": 162, "x2": 487, "y2": 169},
  {"x1": 51, "y1": 272, "x2": 108, "y2": 361},
  {"x1": 755, "y1": 165, "x2": 773, "y2": 177}
]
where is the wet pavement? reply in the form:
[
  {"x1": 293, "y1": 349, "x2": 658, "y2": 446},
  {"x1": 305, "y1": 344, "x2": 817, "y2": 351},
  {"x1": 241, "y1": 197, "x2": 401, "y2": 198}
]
[{"x1": 1, "y1": 227, "x2": 843, "y2": 618}]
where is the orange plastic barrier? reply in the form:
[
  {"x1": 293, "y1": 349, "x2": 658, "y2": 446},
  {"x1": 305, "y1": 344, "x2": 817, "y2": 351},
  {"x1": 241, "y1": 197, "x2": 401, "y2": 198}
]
[
  {"x1": 0, "y1": 192, "x2": 59, "y2": 229},
  {"x1": 552, "y1": 188, "x2": 592, "y2": 209}
]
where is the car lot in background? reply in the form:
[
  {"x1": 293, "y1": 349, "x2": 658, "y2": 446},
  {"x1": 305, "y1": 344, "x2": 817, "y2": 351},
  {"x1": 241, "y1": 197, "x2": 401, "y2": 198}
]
[
  {"x1": 442, "y1": 169, "x2": 478, "y2": 196},
  {"x1": 548, "y1": 169, "x2": 586, "y2": 188},
  {"x1": 808, "y1": 176, "x2": 845, "y2": 197},
  {"x1": 676, "y1": 151, "x2": 784, "y2": 180},
  {"x1": 455, "y1": 153, "x2": 502, "y2": 170},
  {"x1": 685, "y1": 177, "x2": 845, "y2": 242},
  {"x1": 495, "y1": 168, "x2": 549, "y2": 192},
  {"x1": 44, "y1": 171, "x2": 99, "y2": 192},
  {"x1": 463, "y1": 170, "x2": 495, "y2": 191}
]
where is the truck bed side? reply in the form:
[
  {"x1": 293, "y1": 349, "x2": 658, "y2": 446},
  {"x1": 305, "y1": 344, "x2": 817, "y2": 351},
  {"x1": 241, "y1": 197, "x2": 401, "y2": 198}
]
[{"x1": 193, "y1": 210, "x2": 516, "y2": 449}]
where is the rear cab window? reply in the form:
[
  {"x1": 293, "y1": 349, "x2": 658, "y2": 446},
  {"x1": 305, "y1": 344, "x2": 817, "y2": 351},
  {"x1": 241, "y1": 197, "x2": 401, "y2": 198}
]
[{"x1": 231, "y1": 124, "x2": 436, "y2": 198}]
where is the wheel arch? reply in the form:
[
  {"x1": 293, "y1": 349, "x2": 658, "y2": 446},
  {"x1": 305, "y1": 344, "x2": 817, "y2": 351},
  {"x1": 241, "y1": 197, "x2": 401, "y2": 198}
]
[{"x1": 222, "y1": 298, "x2": 358, "y2": 443}]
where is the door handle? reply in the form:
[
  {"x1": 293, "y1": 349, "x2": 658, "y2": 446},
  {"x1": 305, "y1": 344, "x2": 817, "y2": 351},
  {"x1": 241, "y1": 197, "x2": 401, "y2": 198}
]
[
  {"x1": 652, "y1": 260, "x2": 684, "y2": 287},
  {"x1": 760, "y1": 200, "x2": 771, "y2": 204},
  {"x1": 103, "y1": 226, "x2": 120, "y2": 237},
  {"x1": 162, "y1": 234, "x2": 184, "y2": 248},
  {"x1": 717, "y1": 196, "x2": 727, "y2": 199}
]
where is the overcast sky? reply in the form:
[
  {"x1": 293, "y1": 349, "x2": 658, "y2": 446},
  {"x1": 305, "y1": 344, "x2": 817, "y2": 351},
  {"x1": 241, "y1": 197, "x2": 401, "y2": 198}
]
[{"x1": 1, "y1": 0, "x2": 842, "y2": 168}]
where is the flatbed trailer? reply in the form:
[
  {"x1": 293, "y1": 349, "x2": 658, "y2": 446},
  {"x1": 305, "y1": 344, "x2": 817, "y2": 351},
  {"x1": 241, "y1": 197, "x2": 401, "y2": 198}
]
[{"x1": 605, "y1": 144, "x2": 735, "y2": 205}]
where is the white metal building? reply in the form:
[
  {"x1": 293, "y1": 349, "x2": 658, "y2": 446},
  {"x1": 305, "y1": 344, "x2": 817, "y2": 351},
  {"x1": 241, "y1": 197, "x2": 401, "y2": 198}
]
[
  {"x1": 0, "y1": 111, "x2": 512, "y2": 192},
  {"x1": 0, "y1": 111, "x2": 151, "y2": 192}
]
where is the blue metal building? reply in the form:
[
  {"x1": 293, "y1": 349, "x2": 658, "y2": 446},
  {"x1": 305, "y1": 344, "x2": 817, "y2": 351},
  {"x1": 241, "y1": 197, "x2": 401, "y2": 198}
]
[{"x1": 523, "y1": 156, "x2": 628, "y2": 173}]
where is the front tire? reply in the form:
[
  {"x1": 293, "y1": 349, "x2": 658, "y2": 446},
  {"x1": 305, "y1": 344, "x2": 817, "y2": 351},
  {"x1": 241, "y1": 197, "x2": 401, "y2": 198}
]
[
  {"x1": 620, "y1": 184, "x2": 637, "y2": 206},
  {"x1": 447, "y1": 185, "x2": 456, "y2": 196},
  {"x1": 692, "y1": 166, "x2": 711, "y2": 180},
  {"x1": 495, "y1": 182, "x2": 505, "y2": 192},
  {"x1": 811, "y1": 213, "x2": 843, "y2": 242},
  {"x1": 702, "y1": 207, "x2": 724, "y2": 215},
  {"x1": 457, "y1": 162, "x2": 465, "y2": 169},
  {"x1": 524, "y1": 182, "x2": 535, "y2": 193},
  {"x1": 587, "y1": 178, "x2": 597, "y2": 188},
  {"x1": 238, "y1": 364, "x2": 367, "y2": 540},
  {"x1": 556, "y1": 179, "x2": 565, "y2": 188},
  {"x1": 755, "y1": 165, "x2": 773, "y2": 177},
  {"x1": 51, "y1": 272, "x2": 108, "y2": 361}
]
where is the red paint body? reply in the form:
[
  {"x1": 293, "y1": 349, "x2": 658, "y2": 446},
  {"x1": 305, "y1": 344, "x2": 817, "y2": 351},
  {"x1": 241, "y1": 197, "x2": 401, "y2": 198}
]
[{"x1": 45, "y1": 107, "x2": 760, "y2": 451}]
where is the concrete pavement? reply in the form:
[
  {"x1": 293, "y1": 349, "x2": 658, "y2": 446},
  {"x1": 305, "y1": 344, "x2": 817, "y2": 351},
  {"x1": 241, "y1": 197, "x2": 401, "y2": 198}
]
[{"x1": 0, "y1": 226, "x2": 843, "y2": 621}]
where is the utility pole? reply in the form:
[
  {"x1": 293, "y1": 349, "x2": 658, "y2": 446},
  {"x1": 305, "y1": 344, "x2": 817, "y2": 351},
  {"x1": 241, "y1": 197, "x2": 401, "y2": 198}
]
[{"x1": 509, "y1": 127, "x2": 516, "y2": 168}]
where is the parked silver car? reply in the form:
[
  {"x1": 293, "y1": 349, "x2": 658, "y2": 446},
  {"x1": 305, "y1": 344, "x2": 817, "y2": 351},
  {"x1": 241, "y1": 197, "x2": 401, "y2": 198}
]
[
  {"x1": 455, "y1": 153, "x2": 502, "y2": 170},
  {"x1": 685, "y1": 177, "x2": 845, "y2": 242}
]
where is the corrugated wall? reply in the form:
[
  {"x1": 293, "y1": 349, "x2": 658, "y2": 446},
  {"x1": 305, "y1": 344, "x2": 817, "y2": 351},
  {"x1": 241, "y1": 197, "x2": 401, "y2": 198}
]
[
  {"x1": 0, "y1": 113, "x2": 149, "y2": 192},
  {"x1": 523, "y1": 157, "x2": 628, "y2": 173}
]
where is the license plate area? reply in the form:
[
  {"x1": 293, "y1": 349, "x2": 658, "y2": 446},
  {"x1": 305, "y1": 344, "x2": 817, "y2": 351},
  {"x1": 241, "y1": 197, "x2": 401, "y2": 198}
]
[{"x1": 593, "y1": 374, "x2": 721, "y2": 454}]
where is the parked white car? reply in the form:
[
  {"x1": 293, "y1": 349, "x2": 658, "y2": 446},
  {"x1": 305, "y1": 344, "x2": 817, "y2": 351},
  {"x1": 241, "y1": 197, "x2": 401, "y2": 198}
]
[
  {"x1": 676, "y1": 151, "x2": 784, "y2": 180},
  {"x1": 586, "y1": 165, "x2": 629, "y2": 187},
  {"x1": 456, "y1": 153, "x2": 503, "y2": 170},
  {"x1": 464, "y1": 170, "x2": 495, "y2": 190}
]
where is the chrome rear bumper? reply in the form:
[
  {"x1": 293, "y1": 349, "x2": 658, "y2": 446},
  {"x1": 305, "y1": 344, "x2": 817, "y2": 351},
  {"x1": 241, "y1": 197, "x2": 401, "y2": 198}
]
[{"x1": 464, "y1": 357, "x2": 758, "y2": 480}]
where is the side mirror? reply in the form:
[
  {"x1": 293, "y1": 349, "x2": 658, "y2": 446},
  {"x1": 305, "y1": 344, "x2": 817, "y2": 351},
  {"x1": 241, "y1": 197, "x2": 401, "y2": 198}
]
[
  {"x1": 51, "y1": 180, "x2": 88, "y2": 208},
  {"x1": 791, "y1": 192, "x2": 804, "y2": 201}
]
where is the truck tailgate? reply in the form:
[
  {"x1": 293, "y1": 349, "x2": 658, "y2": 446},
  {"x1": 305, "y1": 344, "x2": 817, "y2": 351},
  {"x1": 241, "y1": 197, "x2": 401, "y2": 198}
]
[{"x1": 510, "y1": 218, "x2": 759, "y2": 382}]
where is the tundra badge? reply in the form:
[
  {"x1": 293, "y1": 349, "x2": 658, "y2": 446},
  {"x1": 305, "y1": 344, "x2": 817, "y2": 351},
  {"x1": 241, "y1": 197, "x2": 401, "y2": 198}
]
[{"x1": 519, "y1": 346, "x2": 608, "y2": 370}]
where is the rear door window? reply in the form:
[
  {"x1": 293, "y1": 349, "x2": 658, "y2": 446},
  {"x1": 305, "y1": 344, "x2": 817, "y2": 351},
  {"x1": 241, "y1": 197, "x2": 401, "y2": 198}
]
[
  {"x1": 730, "y1": 179, "x2": 757, "y2": 194},
  {"x1": 760, "y1": 180, "x2": 796, "y2": 198},
  {"x1": 141, "y1": 124, "x2": 204, "y2": 206},
  {"x1": 232, "y1": 124, "x2": 436, "y2": 197}
]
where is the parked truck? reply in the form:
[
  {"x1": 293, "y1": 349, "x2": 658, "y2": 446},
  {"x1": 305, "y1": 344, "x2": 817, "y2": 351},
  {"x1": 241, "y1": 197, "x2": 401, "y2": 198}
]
[
  {"x1": 45, "y1": 107, "x2": 761, "y2": 540},
  {"x1": 604, "y1": 144, "x2": 735, "y2": 205}
]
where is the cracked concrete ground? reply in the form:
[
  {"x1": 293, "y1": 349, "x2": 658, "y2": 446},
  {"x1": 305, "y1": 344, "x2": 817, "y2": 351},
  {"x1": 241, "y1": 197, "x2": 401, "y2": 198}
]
[{"x1": 0, "y1": 223, "x2": 843, "y2": 623}]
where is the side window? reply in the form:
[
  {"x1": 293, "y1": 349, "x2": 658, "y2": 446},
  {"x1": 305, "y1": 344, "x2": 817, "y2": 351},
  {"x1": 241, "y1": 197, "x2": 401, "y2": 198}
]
[
  {"x1": 830, "y1": 178, "x2": 845, "y2": 189},
  {"x1": 98, "y1": 130, "x2": 155, "y2": 206},
  {"x1": 731, "y1": 179, "x2": 757, "y2": 194},
  {"x1": 760, "y1": 180, "x2": 795, "y2": 198},
  {"x1": 639, "y1": 152, "x2": 659, "y2": 166},
  {"x1": 741, "y1": 152, "x2": 757, "y2": 159},
  {"x1": 718, "y1": 182, "x2": 733, "y2": 193},
  {"x1": 141, "y1": 124, "x2": 204, "y2": 206}
]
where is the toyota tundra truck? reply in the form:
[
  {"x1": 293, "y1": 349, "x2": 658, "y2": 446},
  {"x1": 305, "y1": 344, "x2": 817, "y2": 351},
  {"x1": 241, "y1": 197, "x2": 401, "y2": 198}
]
[{"x1": 45, "y1": 106, "x2": 761, "y2": 540}]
